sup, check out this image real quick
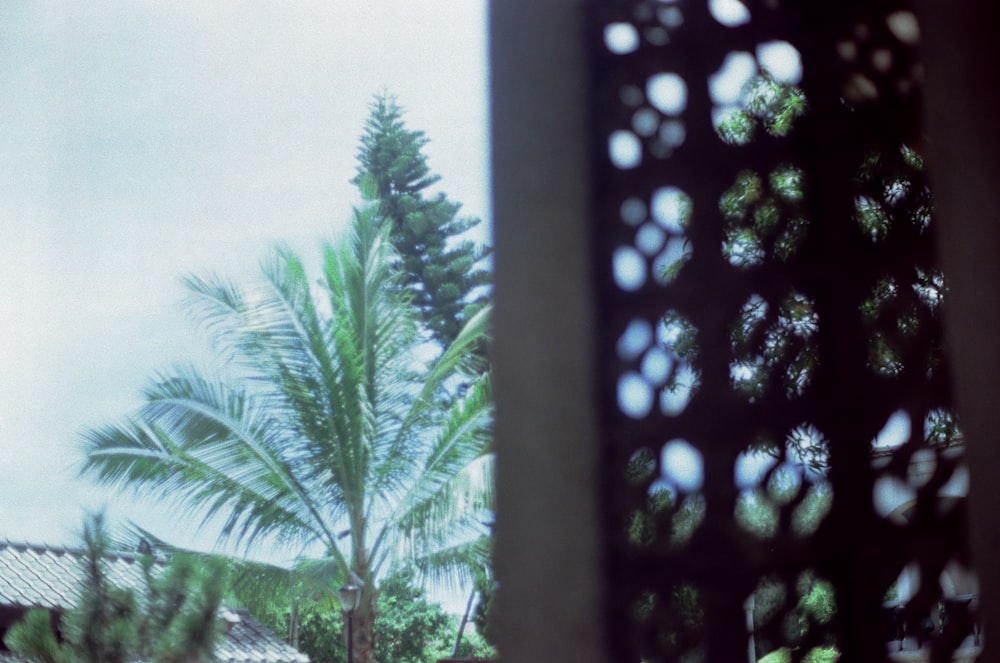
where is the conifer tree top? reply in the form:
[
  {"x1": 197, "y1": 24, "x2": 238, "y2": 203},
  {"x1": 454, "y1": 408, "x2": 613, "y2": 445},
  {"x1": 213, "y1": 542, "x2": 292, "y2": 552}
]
[
  {"x1": 353, "y1": 93, "x2": 492, "y2": 351},
  {"x1": 353, "y1": 95, "x2": 442, "y2": 199}
]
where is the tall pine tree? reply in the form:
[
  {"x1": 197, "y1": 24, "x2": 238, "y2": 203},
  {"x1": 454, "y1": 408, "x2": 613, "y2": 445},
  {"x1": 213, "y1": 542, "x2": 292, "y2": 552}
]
[{"x1": 353, "y1": 94, "x2": 491, "y2": 349}]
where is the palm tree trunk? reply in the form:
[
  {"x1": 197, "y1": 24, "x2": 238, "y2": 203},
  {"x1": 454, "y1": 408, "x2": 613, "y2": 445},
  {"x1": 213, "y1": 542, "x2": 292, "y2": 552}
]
[
  {"x1": 288, "y1": 601, "x2": 299, "y2": 648},
  {"x1": 350, "y1": 603, "x2": 378, "y2": 663},
  {"x1": 452, "y1": 588, "x2": 477, "y2": 656}
]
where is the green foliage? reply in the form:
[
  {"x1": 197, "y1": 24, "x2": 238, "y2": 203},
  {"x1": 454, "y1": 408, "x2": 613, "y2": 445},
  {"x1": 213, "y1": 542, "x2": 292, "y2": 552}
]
[
  {"x1": 753, "y1": 571, "x2": 836, "y2": 660},
  {"x1": 735, "y1": 476, "x2": 832, "y2": 540},
  {"x1": 627, "y1": 486, "x2": 704, "y2": 550},
  {"x1": 82, "y1": 207, "x2": 494, "y2": 663},
  {"x1": 790, "y1": 484, "x2": 833, "y2": 536},
  {"x1": 374, "y1": 570, "x2": 453, "y2": 663},
  {"x1": 3, "y1": 515, "x2": 227, "y2": 663},
  {"x1": 718, "y1": 77, "x2": 817, "y2": 414},
  {"x1": 142, "y1": 553, "x2": 228, "y2": 663},
  {"x1": 758, "y1": 646, "x2": 839, "y2": 663},
  {"x1": 716, "y1": 74, "x2": 807, "y2": 146},
  {"x1": 734, "y1": 491, "x2": 837, "y2": 658},
  {"x1": 288, "y1": 604, "x2": 345, "y2": 663},
  {"x1": 245, "y1": 569, "x2": 496, "y2": 663},
  {"x1": 470, "y1": 572, "x2": 497, "y2": 651},
  {"x1": 628, "y1": 583, "x2": 704, "y2": 656},
  {"x1": 798, "y1": 578, "x2": 835, "y2": 628},
  {"x1": 4, "y1": 610, "x2": 67, "y2": 663},
  {"x1": 354, "y1": 93, "x2": 491, "y2": 349}
]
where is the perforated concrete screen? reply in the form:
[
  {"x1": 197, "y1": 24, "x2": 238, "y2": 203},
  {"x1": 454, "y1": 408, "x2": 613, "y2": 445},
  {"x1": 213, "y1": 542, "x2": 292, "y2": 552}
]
[{"x1": 586, "y1": 1, "x2": 977, "y2": 661}]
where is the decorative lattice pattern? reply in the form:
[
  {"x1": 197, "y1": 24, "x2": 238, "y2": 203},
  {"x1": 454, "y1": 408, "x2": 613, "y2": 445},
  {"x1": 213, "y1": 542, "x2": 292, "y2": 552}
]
[{"x1": 587, "y1": 1, "x2": 976, "y2": 661}]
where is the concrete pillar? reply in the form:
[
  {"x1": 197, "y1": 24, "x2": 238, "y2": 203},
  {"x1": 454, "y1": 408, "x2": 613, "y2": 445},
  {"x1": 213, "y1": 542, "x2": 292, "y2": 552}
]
[{"x1": 491, "y1": 1, "x2": 609, "y2": 662}]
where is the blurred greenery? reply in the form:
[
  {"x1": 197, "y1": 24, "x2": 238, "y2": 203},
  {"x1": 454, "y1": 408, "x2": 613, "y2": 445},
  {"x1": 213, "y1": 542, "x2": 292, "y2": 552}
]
[
  {"x1": 4, "y1": 514, "x2": 227, "y2": 663},
  {"x1": 758, "y1": 645, "x2": 839, "y2": 663},
  {"x1": 248, "y1": 568, "x2": 496, "y2": 663}
]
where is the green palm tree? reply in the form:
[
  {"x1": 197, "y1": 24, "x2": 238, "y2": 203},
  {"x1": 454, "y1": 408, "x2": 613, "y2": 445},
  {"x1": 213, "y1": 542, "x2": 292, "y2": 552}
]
[{"x1": 81, "y1": 208, "x2": 493, "y2": 663}]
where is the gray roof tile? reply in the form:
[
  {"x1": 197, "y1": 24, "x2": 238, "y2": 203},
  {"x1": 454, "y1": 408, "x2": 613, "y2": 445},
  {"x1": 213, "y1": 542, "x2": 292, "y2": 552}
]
[{"x1": 0, "y1": 541, "x2": 308, "y2": 663}]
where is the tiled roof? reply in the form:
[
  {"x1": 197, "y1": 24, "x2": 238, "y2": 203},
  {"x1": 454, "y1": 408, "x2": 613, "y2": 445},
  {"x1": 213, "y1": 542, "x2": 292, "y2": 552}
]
[
  {"x1": 0, "y1": 541, "x2": 309, "y2": 663},
  {"x1": 214, "y1": 608, "x2": 309, "y2": 663},
  {"x1": 0, "y1": 541, "x2": 147, "y2": 610}
]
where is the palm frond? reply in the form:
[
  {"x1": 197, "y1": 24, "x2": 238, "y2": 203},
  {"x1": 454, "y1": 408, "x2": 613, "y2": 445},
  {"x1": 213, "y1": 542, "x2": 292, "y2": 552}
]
[
  {"x1": 82, "y1": 400, "x2": 339, "y2": 557},
  {"x1": 369, "y1": 376, "x2": 493, "y2": 574},
  {"x1": 82, "y1": 205, "x2": 494, "y2": 607},
  {"x1": 402, "y1": 535, "x2": 492, "y2": 594},
  {"x1": 368, "y1": 306, "x2": 491, "y2": 507}
]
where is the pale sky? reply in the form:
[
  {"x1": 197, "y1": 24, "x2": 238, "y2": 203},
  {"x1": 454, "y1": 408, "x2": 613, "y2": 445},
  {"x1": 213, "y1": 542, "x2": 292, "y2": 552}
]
[{"x1": 0, "y1": 1, "x2": 489, "y2": 554}]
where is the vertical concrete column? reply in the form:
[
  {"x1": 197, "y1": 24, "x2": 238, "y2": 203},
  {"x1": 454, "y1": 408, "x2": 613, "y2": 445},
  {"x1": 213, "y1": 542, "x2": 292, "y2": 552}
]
[{"x1": 490, "y1": 1, "x2": 608, "y2": 662}]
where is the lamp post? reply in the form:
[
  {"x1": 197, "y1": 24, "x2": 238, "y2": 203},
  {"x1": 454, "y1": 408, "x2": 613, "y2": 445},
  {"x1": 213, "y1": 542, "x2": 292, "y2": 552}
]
[{"x1": 339, "y1": 583, "x2": 362, "y2": 663}]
